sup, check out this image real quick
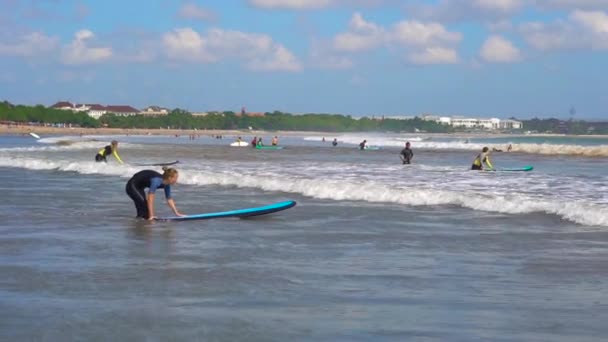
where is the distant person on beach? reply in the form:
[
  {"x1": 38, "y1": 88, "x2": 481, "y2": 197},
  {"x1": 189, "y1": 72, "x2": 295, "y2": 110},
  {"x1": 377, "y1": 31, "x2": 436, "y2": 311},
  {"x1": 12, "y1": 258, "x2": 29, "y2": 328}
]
[
  {"x1": 400, "y1": 142, "x2": 414, "y2": 164},
  {"x1": 359, "y1": 140, "x2": 367, "y2": 150},
  {"x1": 251, "y1": 136, "x2": 257, "y2": 147},
  {"x1": 332, "y1": 138, "x2": 338, "y2": 147},
  {"x1": 271, "y1": 136, "x2": 279, "y2": 146},
  {"x1": 125, "y1": 167, "x2": 184, "y2": 220},
  {"x1": 95, "y1": 140, "x2": 123, "y2": 164},
  {"x1": 471, "y1": 147, "x2": 493, "y2": 171}
]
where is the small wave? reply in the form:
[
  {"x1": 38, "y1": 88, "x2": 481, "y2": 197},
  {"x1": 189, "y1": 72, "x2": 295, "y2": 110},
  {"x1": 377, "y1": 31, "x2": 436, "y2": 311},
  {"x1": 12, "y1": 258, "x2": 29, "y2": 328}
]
[{"x1": 0, "y1": 156, "x2": 606, "y2": 227}]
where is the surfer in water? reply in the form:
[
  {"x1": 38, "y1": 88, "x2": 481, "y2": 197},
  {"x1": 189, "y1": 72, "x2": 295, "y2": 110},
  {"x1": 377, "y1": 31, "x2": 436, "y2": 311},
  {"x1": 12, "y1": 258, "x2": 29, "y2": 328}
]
[
  {"x1": 332, "y1": 138, "x2": 338, "y2": 147},
  {"x1": 359, "y1": 140, "x2": 367, "y2": 150},
  {"x1": 257, "y1": 137, "x2": 264, "y2": 147},
  {"x1": 251, "y1": 137, "x2": 257, "y2": 147},
  {"x1": 471, "y1": 147, "x2": 494, "y2": 171},
  {"x1": 271, "y1": 136, "x2": 279, "y2": 146},
  {"x1": 400, "y1": 142, "x2": 414, "y2": 164},
  {"x1": 95, "y1": 140, "x2": 123, "y2": 164},
  {"x1": 125, "y1": 167, "x2": 184, "y2": 220}
]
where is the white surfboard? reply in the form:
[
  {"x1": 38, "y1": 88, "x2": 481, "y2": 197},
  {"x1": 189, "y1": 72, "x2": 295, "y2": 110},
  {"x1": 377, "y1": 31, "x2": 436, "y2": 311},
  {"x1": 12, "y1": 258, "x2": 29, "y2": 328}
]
[{"x1": 29, "y1": 132, "x2": 41, "y2": 139}]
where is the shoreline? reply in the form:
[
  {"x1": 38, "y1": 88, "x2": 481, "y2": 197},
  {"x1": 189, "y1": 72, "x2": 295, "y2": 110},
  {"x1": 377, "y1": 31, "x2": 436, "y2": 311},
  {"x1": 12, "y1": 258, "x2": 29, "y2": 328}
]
[{"x1": 1, "y1": 125, "x2": 608, "y2": 139}]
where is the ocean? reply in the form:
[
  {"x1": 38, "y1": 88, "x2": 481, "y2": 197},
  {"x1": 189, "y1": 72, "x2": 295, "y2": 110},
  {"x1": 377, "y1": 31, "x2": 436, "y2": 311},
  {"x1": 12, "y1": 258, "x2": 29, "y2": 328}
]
[{"x1": 1, "y1": 132, "x2": 607, "y2": 341}]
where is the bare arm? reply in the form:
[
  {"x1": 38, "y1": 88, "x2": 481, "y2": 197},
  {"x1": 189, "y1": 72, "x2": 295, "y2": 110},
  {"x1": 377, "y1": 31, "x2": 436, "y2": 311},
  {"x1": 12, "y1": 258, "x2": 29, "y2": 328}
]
[
  {"x1": 147, "y1": 193, "x2": 155, "y2": 220},
  {"x1": 167, "y1": 198, "x2": 184, "y2": 216}
]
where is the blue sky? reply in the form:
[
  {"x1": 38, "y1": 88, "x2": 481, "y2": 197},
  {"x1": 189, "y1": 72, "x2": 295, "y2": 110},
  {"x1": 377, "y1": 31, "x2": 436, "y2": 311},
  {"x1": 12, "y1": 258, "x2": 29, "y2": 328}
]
[{"x1": 1, "y1": 0, "x2": 607, "y2": 119}]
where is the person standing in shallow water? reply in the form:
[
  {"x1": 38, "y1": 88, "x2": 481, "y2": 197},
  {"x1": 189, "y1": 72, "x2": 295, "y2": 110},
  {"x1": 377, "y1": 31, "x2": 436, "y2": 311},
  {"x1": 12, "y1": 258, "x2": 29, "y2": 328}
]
[
  {"x1": 125, "y1": 167, "x2": 185, "y2": 220},
  {"x1": 400, "y1": 142, "x2": 413, "y2": 164},
  {"x1": 471, "y1": 147, "x2": 493, "y2": 170}
]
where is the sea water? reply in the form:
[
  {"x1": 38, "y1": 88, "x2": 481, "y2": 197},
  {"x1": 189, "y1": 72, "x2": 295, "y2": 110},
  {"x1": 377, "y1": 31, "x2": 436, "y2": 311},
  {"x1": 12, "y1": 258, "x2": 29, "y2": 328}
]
[{"x1": 1, "y1": 133, "x2": 607, "y2": 341}]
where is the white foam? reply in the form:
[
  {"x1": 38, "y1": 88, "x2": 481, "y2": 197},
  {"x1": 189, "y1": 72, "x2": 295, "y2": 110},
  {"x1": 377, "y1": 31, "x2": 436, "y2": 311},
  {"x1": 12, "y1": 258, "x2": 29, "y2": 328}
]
[
  {"x1": 0, "y1": 155, "x2": 606, "y2": 227},
  {"x1": 304, "y1": 135, "x2": 608, "y2": 157}
]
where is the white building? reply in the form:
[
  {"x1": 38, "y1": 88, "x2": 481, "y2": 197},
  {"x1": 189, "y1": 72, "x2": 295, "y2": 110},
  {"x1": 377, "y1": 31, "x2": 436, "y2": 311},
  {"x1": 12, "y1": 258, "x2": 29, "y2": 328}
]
[
  {"x1": 499, "y1": 119, "x2": 523, "y2": 130},
  {"x1": 425, "y1": 115, "x2": 522, "y2": 130},
  {"x1": 140, "y1": 106, "x2": 169, "y2": 116}
]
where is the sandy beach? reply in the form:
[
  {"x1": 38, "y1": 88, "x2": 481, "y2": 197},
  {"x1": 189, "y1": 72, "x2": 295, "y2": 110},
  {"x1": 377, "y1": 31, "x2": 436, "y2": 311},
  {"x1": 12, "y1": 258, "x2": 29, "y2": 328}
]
[{"x1": 2, "y1": 124, "x2": 607, "y2": 139}]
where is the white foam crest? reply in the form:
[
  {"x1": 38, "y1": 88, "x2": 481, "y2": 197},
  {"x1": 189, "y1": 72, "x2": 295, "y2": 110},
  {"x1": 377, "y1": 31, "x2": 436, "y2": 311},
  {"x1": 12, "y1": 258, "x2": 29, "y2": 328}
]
[
  {"x1": 178, "y1": 170, "x2": 608, "y2": 227},
  {"x1": 1, "y1": 155, "x2": 606, "y2": 227},
  {"x1": 513, "y1": 143, "x2": 608, "y2": 157},
  {"x1": 0, "y1": 141, "x2": 108, "y2": 152}
]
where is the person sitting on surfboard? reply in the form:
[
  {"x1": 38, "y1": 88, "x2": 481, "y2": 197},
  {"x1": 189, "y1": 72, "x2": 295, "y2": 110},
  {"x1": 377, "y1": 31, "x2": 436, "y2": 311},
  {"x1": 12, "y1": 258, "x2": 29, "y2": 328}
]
[
  {"x1": 471, "y1": 147, "x2": 493, "y2": 171},
  {"x1": 271, "y1": 136, "x2": 278, "y2": 146},
  {"x1": 125, "y1": 167, "x2": 184, "y2": 220},
  {"x1": 251, "y1": 137, "x2": 257, "y2": 147},
  {"x1": 400, "y1": 142, "x2": 414, "y2": 164},
  {"x1": 257, "y1": 137, "x2": 264, "y2": 147},
  {"x1": 95, "y1": 140, "x2": 123, "y2": 164},
  {"x1": 359, "y1": 140, "x2": 367, "y2": 150}
]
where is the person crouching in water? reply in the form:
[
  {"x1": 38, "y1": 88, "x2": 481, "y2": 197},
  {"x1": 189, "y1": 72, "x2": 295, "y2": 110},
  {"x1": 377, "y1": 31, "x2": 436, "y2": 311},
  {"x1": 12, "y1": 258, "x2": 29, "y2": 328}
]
[
  {"x1": 125, "y1": 167, "x2": 185, "y2": 220},
  {"x1": 471, "y1": 147, "x2": 494, "y2": 170},
  {"x1": 95, "y1": 140, "x2": 124, "y2": 164},
  {"x1": 400, "y1": 142, "x2": 414, "y2": 164}
]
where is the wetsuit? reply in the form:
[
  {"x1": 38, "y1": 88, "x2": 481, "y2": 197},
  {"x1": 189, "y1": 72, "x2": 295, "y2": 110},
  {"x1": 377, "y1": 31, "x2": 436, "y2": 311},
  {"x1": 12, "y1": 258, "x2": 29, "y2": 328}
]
[
  {"x1": 125, "y1": 170, "x2": 171, "y2": 219},
  {"x1": 95, "y1": 145, "x2": 123, "y2": 164},
  {"x1": 471, "y1": 152, "x2": 493, "y2": 170},
  {"x1": 359, "y1": 142, "x2": 366, "y2": 150},
  {"x1": 332, "y1": 140, "x2": 338, "y2": 146},
  {"x1": 400, "y1": 147, "x2": 413, "y2": 164}
]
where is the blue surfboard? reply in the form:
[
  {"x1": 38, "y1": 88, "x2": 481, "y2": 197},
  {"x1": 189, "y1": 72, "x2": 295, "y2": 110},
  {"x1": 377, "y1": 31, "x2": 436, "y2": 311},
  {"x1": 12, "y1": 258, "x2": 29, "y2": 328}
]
[{"x1": 157, "y1": 200, "x2": 296, "y2": 221}]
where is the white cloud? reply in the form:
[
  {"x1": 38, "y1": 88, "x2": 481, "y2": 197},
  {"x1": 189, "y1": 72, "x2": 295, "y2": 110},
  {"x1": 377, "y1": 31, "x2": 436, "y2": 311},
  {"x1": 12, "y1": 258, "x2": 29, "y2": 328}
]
[
  {"x1": 61, "y1": 29, "x2": 112, "y2": 65},
  {"x1": 570, "y1": 9, "x2": 608, "y2": 34},
  {"x1": 333, "y1": 13, "x2": 461, "y2": 52},
  {"x1": 406, "y1": 0, "x2": 524, "y2": 23},
  {"x1": 331, "y1": 12, "x2": 462, "y2": 65},
  {"x1": 520, "y1": 10, "x2": 608, "y2": 51},
  {"x1": 408, "y1": 47, "x2": 460, "y2": 64},
  {"x1": 248, "y1": 0, "x2": 397, "y2": 10},
  {"x1": 249, "y1": 0, "x2": 331, "y2": 9},
  {"x1": 0, "y1": 31, "x2": 58, "y2": 57},
  {"x1": 248, "y1": 46, "x2": 302, "y2": 71},
  {"x1": 162, "y1": 27, "x2": 302, "y2": 71},
  {"x1": 177, "y1": 3, "x2": 216, "y2": 21},
  {"x1": 479, "y1": 35, "x2": 522, "y2": 63},
  {"x1": 533, "y1": 0, "x2": 608, "y2": 11},
  {"x1": 391, "y1": 20, "x2": 462, "y2": 46}
]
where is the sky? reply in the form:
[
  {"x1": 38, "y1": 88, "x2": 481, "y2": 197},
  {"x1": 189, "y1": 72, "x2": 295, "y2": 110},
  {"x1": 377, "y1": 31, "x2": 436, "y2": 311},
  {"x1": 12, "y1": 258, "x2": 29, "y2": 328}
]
[{"x1": 0, "y1": 0, "x2": 607, "y2": 119}]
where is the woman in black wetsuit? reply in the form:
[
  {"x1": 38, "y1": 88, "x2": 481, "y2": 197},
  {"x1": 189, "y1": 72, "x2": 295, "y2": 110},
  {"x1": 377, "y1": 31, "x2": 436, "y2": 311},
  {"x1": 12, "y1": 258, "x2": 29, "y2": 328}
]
[{"x1": 125, "y1": 167, "x2": 185, "y2": 220}]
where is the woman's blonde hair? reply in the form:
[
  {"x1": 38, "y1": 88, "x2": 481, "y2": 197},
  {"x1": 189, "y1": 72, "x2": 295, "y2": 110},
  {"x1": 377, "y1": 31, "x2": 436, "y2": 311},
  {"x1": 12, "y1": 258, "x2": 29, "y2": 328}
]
[{"x1": 162, "y1": 167, "x2": 178, "y2": 180}]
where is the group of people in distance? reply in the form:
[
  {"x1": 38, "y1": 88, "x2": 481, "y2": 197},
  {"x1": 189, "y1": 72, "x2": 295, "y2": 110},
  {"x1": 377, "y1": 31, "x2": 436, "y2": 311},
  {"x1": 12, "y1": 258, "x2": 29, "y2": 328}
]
[
  {"x1": 94, "y1": 137, "x2": 510, "y2": 221},
  {"x1": 250, "y1": 136, "x2": 279, "y2": 147}
]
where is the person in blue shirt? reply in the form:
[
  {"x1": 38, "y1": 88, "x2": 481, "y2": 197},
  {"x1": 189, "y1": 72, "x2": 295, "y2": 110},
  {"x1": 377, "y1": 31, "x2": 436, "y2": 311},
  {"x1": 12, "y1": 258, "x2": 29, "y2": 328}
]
[{"x1": 125, "y1": 167, "x2": 185, "y2": 220}]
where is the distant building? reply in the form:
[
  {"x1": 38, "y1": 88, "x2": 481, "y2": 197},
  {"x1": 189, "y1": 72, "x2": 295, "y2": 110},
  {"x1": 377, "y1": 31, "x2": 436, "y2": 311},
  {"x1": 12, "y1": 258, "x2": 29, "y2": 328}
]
[
  {"x1": 422, "y1": 114, "x2": 522, "y2": 130},
  {"x1": 104, "y1": 105, "x2": 139, "y2": 116},
  {"x1": 191, "y1": 112, "x2": 210, "y2": 117},
  {"x1": 140, "y1": 106, "x2": 169, "y2": 116},
  {"x1": 49, "y1": 101, "x2": 139, "y2": 118},
  {"x1": 499, "y1": 119, "x2": 523, "y2": 130},
  {"x1": 87, "y1": 104, "x2": 107, "y2": 119},
  {"x1": 50, "y1": 101, "x2": 75, "y2": 110}
]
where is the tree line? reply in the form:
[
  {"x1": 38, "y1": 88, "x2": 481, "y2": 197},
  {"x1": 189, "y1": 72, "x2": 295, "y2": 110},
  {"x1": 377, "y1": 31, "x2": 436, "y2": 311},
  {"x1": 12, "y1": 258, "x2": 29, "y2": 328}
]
[{"x1": 2, "y1": 101, "x2": 606, "y2": 134}]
